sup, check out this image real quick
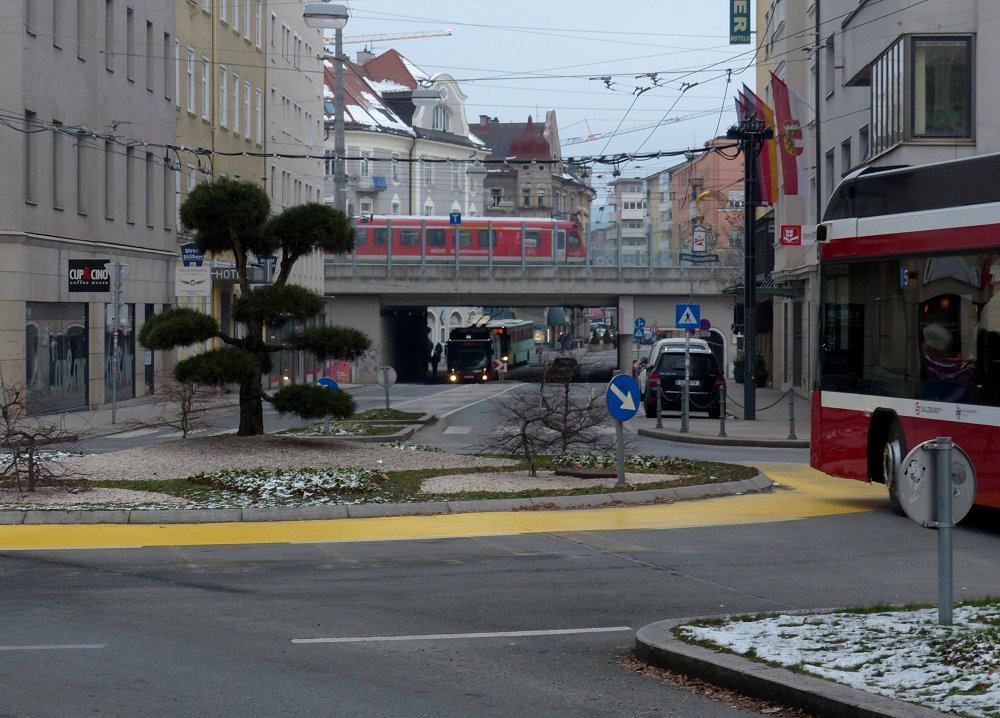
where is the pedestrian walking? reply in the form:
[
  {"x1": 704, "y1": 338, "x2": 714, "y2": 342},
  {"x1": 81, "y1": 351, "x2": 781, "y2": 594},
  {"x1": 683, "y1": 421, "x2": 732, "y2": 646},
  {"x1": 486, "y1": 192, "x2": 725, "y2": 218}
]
[{"x1": 430, "y1": 342, "x2": 443, "y2": 380}]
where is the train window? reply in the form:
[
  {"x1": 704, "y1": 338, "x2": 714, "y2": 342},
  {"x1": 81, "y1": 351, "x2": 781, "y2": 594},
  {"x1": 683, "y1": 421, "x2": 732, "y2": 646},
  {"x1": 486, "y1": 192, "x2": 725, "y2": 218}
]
[
  {"x1": 457, "y1": 229, "x2": 472, "y2": 247},
  {"x1": 373, "y1": 228, "x2": 388, "y2": 246},
  {"x1": 477, "y1": 229, "x2": 496, "y2": 248},
  {"x1": 400, "y1": 229, "x2": 419, "y2": 246},
  {"x1": 524, "y1": 230, "x2": 540, "y2": 248},
  {"x1": 353, "y1": 227, "x2": 367, "y2": 246},
  {"x1": 426, "y1": 228, "x2": 446, "y2": 246},
  {"x1": 556, "y1": 230, "x2": 566, "y2": 250}
]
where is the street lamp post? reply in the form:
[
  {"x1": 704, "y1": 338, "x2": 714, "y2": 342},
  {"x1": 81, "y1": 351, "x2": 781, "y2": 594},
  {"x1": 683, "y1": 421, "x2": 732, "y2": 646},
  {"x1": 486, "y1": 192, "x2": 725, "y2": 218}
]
[{"x1": 304, "y1": 2, "x2": 349, "y2": 214}]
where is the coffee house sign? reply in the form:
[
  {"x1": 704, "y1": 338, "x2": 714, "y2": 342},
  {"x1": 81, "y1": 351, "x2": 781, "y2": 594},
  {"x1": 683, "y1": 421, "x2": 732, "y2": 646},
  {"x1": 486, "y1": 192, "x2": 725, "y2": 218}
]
[{"x1": 68, "y1": 258, "x2": 111, "y2": 292}]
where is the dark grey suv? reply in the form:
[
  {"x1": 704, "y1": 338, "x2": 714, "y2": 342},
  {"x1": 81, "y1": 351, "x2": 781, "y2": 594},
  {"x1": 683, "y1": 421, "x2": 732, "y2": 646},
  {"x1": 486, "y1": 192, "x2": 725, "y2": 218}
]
[{"x1": 643, "y1": 349, "x2": 725, "y2": 418}]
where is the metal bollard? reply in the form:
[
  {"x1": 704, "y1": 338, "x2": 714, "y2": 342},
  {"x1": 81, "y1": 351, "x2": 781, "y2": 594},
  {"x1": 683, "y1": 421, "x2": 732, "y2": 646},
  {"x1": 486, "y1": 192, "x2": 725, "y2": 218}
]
[
  {"x1": 787, "y1": 389, "x2": 797, "y2": 440},
  {"x1": 719, "y1": 383, "x2": 727, "y2": 437},
  {"x1": 655, "y1": 382, "x2": 663, "y2": 429}
]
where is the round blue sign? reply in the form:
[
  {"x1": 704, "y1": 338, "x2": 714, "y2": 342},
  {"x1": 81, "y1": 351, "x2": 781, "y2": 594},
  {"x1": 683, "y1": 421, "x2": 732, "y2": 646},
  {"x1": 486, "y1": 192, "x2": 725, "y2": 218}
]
[
  {"x1": 606, "y1": 374, "x2": 640, "y2": 421},
  {"x1": 316, "y1": 377, "x2": 339, "y2": 390}
]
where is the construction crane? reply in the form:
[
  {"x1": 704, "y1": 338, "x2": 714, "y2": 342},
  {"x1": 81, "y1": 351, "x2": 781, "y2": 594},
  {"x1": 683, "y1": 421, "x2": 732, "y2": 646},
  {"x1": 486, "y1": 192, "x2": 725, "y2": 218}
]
[{"x1": 342, "y1": 29, "x2": 453, "y2": 45}]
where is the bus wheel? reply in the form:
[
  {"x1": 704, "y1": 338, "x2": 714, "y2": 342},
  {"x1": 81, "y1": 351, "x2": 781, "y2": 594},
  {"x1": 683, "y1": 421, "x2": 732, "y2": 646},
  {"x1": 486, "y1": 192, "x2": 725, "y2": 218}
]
[{"x1": 882, "y1": 423, "x2": 905, "y2": 516}]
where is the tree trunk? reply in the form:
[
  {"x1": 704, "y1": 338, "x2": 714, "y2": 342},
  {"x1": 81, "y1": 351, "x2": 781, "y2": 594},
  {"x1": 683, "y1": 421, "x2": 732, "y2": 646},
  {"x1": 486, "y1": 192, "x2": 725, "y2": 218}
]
[{"x1": 237, "y1": 379, "x2": 265, "y2": 436}]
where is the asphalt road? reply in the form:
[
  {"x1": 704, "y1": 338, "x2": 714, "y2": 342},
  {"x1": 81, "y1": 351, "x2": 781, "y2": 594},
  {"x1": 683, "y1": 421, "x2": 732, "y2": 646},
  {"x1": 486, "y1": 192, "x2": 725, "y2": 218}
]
[{"x1": 4, "y1": 505, "x2": 1000, "y2": 717}]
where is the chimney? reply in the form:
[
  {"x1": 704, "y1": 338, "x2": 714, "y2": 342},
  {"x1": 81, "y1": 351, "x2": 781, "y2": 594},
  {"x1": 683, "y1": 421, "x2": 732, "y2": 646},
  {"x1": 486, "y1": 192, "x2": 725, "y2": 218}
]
[
  {"x1": 356, "y1": 48, "x2": 375, "y2": 65},
  {"x1": 479, "y1": 115, "x2": 491, "y2": 127}
]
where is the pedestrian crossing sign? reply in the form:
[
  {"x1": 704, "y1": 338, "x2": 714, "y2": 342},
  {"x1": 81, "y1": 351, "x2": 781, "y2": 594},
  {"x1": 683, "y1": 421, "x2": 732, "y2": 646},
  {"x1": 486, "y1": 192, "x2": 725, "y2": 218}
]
[{"x1": 675, "y1": 303, "x2": 700, "y2": 329}]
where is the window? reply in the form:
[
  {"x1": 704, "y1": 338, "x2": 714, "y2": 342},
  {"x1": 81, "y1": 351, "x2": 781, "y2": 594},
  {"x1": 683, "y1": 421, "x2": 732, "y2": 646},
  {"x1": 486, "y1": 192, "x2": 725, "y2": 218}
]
[
  {"x1": 186, "y1": 47, "x2": 195, "y2": 112},
  {"x1": 390, "y1": 200, "x2": 400, "y2": 215},
  {"x1": 219, "y1": 66, "x2": 227, "y2": 127},
  {"x1": 422, "y1": 160, "x2": 433, "y2": 187},
  {"x1": 165, "y1": 33, "x2": 174, "y2": 101},
  {"x1": 391, "y1": 153, "x2": 400, "y2": 183},
  {"x1": 201, "y1": 57, "x2": 210, "y2": 119},
  {"x1": 255, "y1": 1, "x2": 262, "y2": 48},
  {"x1": 427, "y1": 228, "x2": 446, "y2": 247},
  {"x1": 457, "y1": 229, "x2": 472, "y2": 248},
  {"x1": 105, "y1": 0, "x2": 114, "y2": 71},
  {"x1": 522, "y1": 187, "x2": 531, "y2": 207},
  {"x1": 254, "y1": 88, "x2": 262, "y2": 143},
  {"x1": 163, "y1": 154, "x2": 172, "y2": 227},
  {"x1": 24, "y1": 111, "x2": 37, "y2": 203},
  {"x1": 912, "y1": 36, "x2": 972, "y2": 138},
  {"x1": 359, "y1": 199, "x2": 372, "y2": 215},
  {"x1": 373, "y1": 229, "x2": 388, "y2": 246},
  {"x1": 400, "y1": 229, "x2": 419, "y2": 246},
  {"x1": 145, "y1": 152, "x2": 154, "y2": 227},
  {"x1": 324, "y1": 149, "x2": 334, "y2": 176},
  {"x1": 859, "y1": 125, "x2": 870, "y2": 161},
  {"x1": 537, "y1": 187, "x2": 545, "y2": 208},
  {"x1": 452, "y1": 163, "x2": 460, "y2": 191},
  {"x1": 840, "y1": 138, "x2": 851, "y2": 176},
  {"x1": 360, "y1": 151, "x2": 371, "y2": 178},
  {"x1": 491, "y1": 188, "x2": 503, "y2": 207},
  {"x1": 104, "y1": 141, "x2": 115, "y2": 218},
  {"x1": 232, "y1": 73, "x2": 239, "y2": 131},
  {"x1": 477, "y1": 230, "x2": 497, "y2": 248},
  {"x1": 219, "y1": 0, "x2": 227, "y2": 24},
  {"x1": 823, "y1": 34, "x2": 835, "y2": 97},
  {"x1": 243, "y1": 0, "x2": 250, "y2": 37},
  {"x1": 524, "y1": 230, "x2": 540, "y2": 248},
  {"x1": 52, "y1": 121, "x2": 63, "y2": 209},
  {"x1": 77, "y1": 0, "x2": 85, "y2": 60},
  {"x1": 76, "y1": 141, "x2": 87, "y2": 214},
  {"x1": 432, "y1": 105, "x2": 449, "y2": 131},
  {"x1": 145, "y1": 21, "x2": 154, "y2": 91},
  {"x1": 125, "y1": 7, "x2": 134, "y2": 81},
  {"x1": 244, "y1": 81, "x2": 251, "y2": 137},
  {"x1": 125, "y1": 146, "x2": 135, "y2": 223}
]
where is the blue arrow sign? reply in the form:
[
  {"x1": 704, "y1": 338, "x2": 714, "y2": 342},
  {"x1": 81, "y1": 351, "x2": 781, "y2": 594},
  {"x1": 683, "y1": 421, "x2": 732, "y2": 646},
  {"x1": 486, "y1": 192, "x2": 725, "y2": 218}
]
[
  {"x1": 606, "y1": 374, "x2": 640, "y2": 422},
  {"x1": 675, "y1": 303, "x2": 701, "y2": 329}
]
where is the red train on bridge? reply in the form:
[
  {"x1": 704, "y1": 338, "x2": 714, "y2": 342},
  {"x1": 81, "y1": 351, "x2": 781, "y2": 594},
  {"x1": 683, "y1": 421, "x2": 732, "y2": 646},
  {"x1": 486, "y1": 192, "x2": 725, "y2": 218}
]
[{"x1": 346, "y1": 215, "x2": 585, "y2": 262}]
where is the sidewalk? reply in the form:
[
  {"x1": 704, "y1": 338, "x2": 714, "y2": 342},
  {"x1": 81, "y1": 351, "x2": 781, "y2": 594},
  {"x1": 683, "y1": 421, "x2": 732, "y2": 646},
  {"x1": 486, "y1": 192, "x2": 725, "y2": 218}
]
[{"x1": 634, "y1": 385, "x2": 810, "y2": 448}]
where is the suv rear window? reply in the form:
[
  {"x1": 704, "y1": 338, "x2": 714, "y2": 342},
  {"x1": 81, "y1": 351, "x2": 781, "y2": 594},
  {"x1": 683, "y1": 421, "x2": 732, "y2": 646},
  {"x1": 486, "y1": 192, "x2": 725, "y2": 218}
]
[{"x1": 654, "y1": 353, "x2": 720, "y2": 375}]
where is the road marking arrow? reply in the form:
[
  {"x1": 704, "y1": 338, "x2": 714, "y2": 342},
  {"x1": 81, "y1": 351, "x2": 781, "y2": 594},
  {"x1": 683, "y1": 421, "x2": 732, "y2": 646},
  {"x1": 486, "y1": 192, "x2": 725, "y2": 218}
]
[{"x1": 609, "y1": 382, "x2": 636, "y2": 411}]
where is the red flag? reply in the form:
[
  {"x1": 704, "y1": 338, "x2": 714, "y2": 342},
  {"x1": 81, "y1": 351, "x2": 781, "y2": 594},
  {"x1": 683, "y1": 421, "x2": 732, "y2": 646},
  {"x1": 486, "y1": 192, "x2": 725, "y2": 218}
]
[
  {"x1": 770, "y1": 72, "x2": 808, "y2": 196},
  {"x1": 741, "y1": 85, "x2": 778, "y2": 205}
]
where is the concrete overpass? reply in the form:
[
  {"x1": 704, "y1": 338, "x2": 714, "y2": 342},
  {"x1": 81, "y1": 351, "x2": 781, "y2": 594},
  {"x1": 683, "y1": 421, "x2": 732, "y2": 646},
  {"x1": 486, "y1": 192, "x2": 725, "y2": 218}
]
[{"x1": 323, "y1": 260, "x2": 743, "y2": 382}]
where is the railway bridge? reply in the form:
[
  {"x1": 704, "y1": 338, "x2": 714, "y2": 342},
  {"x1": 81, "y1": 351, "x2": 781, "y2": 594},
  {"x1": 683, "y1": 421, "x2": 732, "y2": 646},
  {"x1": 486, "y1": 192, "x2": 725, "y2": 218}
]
[{"x1": 322, "y1": 258, "x2": 745, "y2": 382}]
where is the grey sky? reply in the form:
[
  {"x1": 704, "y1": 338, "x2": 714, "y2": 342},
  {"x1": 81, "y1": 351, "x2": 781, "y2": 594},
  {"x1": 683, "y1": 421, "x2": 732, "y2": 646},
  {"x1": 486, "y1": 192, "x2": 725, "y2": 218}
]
[{"x1": 337, "y1": 1, "x2": 758, "y2": 206}]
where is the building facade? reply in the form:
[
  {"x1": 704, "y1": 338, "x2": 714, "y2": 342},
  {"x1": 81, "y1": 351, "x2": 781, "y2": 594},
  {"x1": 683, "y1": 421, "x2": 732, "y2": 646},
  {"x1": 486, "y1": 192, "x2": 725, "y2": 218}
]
[{"x1": 1, "y1": 1, "x2": 178, "y2": 414}]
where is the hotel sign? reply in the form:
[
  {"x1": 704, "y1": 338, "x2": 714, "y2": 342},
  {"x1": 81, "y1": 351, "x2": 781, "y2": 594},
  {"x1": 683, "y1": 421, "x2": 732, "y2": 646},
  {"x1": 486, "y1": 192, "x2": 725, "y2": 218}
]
[{"x1": 730, "y1": 0, "x2": 750, "y2": 44}]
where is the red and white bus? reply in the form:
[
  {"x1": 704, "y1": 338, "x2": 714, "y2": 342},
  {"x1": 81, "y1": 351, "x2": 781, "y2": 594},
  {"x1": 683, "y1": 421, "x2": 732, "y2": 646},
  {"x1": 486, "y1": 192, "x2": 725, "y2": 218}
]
[
  {"x1": 347, "y1": 215, "x2": 585, "y2": 263},
  {"x1": 812, "y1": 152, "x2": 1000, "y2": 511}
]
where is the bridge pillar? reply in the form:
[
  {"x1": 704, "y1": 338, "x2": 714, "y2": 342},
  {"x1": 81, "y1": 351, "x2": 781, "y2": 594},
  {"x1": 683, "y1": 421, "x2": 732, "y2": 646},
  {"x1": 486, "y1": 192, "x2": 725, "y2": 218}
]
[{"x1": 616, "y1": 295, "x2": 636, "y2": 376}]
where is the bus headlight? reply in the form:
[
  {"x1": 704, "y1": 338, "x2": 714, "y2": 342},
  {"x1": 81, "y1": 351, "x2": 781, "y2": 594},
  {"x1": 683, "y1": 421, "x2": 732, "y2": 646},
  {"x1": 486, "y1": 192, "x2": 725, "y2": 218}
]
[{"x1": 449, "y1": 373, "x2": 458, "y2": 382}]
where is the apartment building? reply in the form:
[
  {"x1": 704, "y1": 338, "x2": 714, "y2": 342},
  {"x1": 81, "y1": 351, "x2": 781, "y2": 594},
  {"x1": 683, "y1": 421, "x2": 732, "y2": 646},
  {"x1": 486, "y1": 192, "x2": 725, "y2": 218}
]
[{"x1": 1, "y1": 1, "x2": 177, "y2": 414}]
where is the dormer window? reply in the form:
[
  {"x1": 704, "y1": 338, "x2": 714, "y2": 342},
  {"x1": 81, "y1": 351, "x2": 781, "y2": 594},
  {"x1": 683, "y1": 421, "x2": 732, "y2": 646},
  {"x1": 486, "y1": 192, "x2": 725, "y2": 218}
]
[{"x1": 432, "y1": 105, "x2": 450, "y2": 132}]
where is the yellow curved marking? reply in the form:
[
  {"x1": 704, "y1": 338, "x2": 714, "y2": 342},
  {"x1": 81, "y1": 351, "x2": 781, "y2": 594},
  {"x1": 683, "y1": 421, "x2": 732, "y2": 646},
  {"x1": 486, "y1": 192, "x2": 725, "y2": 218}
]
[{"x1": 0, "y1": 465, "x2": 887, "y2": 551}]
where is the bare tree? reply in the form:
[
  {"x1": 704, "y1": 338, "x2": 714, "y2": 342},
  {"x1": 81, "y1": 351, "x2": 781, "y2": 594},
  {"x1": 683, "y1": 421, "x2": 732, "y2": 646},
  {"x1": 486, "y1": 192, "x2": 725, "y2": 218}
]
[
  {"x1": 480, "y1": 366, "x2": 619, "y2": 476},
  {"x1": 1, "y1": 381, "x2": 78, "y2": 492},
  {"x1": 124, "y1": 369, "x2": 218, "y2": 438}
]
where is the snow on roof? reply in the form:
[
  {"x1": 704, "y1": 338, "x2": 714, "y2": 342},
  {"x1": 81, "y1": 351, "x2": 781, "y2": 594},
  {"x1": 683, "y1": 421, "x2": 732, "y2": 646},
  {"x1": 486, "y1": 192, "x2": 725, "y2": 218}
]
[
  {"x1": 368, "y1": 78, "x2": 411, "y2": 94},
  {"x1": 400, "y1": 55, "x2": 429, "y2": 82}
]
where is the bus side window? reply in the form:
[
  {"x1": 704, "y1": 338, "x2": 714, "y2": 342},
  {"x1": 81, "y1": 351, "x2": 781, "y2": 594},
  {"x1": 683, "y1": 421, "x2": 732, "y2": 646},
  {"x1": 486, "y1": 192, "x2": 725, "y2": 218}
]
[
  {"x1": 353, "y1": 228, "x2": 368, "y2": 246},
  {"x1": 373, "y1": 228, "x2": 388, "y2": 246},
  {"x1": 427, "y1": 228, "x2": 446, "y2": 247}
]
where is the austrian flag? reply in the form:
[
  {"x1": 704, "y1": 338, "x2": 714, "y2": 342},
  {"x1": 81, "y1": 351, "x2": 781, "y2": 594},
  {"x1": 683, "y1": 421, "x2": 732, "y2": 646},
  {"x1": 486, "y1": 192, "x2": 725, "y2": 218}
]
[{"x1": 769, "y1": 72, "x2": 811, "y2": 197}]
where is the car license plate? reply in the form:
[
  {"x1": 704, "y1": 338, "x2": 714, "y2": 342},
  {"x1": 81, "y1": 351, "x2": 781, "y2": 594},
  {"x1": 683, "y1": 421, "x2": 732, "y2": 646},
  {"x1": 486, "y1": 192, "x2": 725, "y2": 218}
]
[{"x1": 676, "y1": 379, "x2": 700, "y2": 387}]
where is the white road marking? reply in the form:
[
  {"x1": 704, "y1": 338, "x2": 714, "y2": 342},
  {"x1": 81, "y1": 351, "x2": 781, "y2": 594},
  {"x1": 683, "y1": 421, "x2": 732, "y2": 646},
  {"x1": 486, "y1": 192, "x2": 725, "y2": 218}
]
[
  {"x1": 442, "y1": 426, "x2": 472, "y2": 434},
  {"x1": 292, "y1": 626, "x2": 632, "y2": 644},
  {"x1": 0, "y1": 644, "x2": 105, "y2": 651}
]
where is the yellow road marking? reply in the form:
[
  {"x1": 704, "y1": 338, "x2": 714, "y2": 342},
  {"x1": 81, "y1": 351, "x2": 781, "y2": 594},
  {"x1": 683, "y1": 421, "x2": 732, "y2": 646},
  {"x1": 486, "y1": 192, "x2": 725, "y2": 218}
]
[{"x1": 0, "y1": 466, "x2": 888, "y2": 551}]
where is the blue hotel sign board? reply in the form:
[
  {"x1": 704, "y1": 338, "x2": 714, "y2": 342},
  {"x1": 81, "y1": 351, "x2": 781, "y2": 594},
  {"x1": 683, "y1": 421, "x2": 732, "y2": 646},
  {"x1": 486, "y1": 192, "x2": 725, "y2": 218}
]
[{"x1": 730, "y1": 0, "x2": 750, "y2": 44}]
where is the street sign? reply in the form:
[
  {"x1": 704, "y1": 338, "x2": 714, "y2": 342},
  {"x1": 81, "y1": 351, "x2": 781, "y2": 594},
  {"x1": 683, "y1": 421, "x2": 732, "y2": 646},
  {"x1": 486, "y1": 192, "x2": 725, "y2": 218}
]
[
  {"x1": 492, "y1": 359, "x2": 507, "y2": 372},
  {"x1": 606, "y1": 374, "x2": 640, "y2": 422},
  {"x1": 633, "y1": 316, "x2": 646, "y2": 340},
  {"x1": 449, "y1": 211, "x2": 461, "y2": 225},
  {"x1": 375, "y1": 366, "x2": 397, "y2": 387},
  {"x1": 676, "y1": 303, "x2": 700, "y2": 329},
  {"x1": 899, "y1": 439, "x2": 976, "y2": 527},
  {"x1": 316, "y1": 377, "x2": 339, "y2": 390}
]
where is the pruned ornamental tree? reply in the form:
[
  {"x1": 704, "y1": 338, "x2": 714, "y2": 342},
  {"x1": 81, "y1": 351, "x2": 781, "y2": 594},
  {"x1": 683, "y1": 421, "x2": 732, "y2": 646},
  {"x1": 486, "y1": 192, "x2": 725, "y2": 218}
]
[{"x1": 140, "y1": 178, "x2": 371, "y2": 436}]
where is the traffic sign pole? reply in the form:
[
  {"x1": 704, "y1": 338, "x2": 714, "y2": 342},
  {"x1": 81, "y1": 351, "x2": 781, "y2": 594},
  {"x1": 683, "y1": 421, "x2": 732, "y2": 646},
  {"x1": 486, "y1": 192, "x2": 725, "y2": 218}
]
[{"x1": 606, "y1": 373, "x2": 640, "y2": 488}]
